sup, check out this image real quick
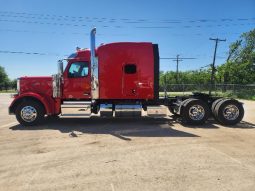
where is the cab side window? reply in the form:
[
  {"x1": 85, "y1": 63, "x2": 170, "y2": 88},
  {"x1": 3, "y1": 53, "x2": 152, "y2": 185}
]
[{"x1": 68, "y1": 62, "x2": 89, "y2": 78}]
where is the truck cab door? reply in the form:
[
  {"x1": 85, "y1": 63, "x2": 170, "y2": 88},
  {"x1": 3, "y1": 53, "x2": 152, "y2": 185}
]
[
  {"x1": 122, "y1": 64, "x2": 139, "y2": 97},
  {"x1": 63, "y1": 61, "x2": 91, "y2": 99}
]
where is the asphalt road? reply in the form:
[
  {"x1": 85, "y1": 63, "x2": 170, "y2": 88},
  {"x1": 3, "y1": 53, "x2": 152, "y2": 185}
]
[{"x1": 0, "y1": 93, "x2": 255, "y2": 191}]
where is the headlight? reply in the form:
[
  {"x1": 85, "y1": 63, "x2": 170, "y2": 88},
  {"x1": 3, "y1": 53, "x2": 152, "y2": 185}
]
[{"x1": 17, "y1": 78, "x2": 20, "y2": 93}]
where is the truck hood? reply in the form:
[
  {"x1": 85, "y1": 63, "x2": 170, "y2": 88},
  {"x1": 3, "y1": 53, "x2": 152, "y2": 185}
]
[{"x1": 20, "y1": 76, "x2": 53, "y2": 96}]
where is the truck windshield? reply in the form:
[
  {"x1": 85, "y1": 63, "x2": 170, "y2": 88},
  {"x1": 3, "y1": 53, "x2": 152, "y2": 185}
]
[{"x1": 68, "y1": 62, "x2": 89, "y2": 78}]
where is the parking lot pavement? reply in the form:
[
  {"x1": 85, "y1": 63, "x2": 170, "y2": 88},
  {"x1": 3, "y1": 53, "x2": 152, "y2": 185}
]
[
  {"x1": 0, "y1": 93, "x2": 16, "y2": 127},
  {"x1": 0, "y1": 93, "x2": 255, "y2": 191}
]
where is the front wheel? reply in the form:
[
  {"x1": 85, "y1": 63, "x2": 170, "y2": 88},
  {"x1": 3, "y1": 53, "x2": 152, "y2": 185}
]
[{"x1": 15, "y1": 100, "x2": 45, "y2": 126}]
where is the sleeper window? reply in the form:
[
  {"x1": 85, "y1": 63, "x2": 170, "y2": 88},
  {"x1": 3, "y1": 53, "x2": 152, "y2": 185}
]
[{"x1": 124, "y1": 64, "x2": 136, "y2": 74}]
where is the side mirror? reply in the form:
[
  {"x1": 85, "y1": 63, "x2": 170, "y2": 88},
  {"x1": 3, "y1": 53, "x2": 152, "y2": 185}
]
[{"x1": 58, "y1": 60, "x2": 64, "y2": 75}]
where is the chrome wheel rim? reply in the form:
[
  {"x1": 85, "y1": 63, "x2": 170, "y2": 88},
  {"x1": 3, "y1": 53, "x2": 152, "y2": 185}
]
[
  {"x1": 223, "y1": 104, "x2": 239, "y2": 120},
  {"x1": 21, "y1": 106, "x2": 37, "y2": 122},
  {"x1": 189, "y1": 105, "x2": 205, "y2": 121}
]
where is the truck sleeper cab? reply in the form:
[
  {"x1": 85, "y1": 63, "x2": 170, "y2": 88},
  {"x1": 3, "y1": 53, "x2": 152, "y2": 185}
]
[{"x1": 9, "y1": 28, "x2": 244, "y2": 126}]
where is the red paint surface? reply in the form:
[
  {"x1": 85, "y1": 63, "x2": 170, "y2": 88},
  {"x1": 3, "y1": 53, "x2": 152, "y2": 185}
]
[
  {"x1": 97, "y1": 42, "x2": 155, "y2": 99},
  {"x1": 62, "y1": 49, "x2": 91, "y2": 99},
  {"x1": 11, "y1": 77, "x2": 56, "y2": 114}
]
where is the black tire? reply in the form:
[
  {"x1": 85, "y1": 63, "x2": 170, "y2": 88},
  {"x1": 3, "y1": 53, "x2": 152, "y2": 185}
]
[
  {"x1": 170, "y1": 98, "x2": 196, "y2": 116},
  {"x1": 214, "y1": 99, "x2": 244, "y2": 126},
  {"x1": 211, "y1": 98, "x2": 225, "y2": 118},
  {"x1": 15, "y1": 100, "x2": 45, "y2": 126},
  {"x1": 180, "y1": 98, "x2": 196, "y2": 115},
  {"x1": 181, "y1": 99, "x2": 210, "y2": 125}
]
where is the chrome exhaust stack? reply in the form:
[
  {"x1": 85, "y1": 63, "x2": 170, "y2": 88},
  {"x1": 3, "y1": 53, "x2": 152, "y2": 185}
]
[{"x1": 90, "y1": 28, "x2": 99, "y2": 99}]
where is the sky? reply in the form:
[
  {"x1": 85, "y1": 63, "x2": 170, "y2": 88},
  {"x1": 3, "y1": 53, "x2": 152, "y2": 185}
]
[{"x1": 0, "y1": 0, "x2": 254, "y2": 79}]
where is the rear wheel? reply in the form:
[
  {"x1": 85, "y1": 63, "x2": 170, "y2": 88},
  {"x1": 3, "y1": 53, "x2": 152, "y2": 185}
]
[
  {"x1": 211, "y1": 98, "x2": 225, "y2": 119},
  {"x1": 15, "y1": 100, "x2": 45, "y2": 126},
  {"x1": 214, "y1": 99, "x2": 244, "y2": 126},
  {"x1": 181, "y1": 99, "x2": 210, "y2": 125}
]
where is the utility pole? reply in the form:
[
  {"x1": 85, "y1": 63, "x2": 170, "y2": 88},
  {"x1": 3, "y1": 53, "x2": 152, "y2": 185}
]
[
  {"x1": 173, "y1": 54, "x2": 181, "y2": 83},
  {"x1": 161, "y1": 55, "x2": 196, "y2": 83},
  {"x1": 164, "y1": 73, "x2": 167, "y2": 98},
  {"x1": 209, "y1": 38, "x2": 226, "y2": 95}
]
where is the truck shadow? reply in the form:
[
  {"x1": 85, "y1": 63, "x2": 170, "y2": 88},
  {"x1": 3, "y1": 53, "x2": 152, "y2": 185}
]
[
  {"x1": 176, "y1": 114, "x2": 255, "y2": 129},
  {"x1": 181, "y1": 120, "x2": 255, "y2": 129},
  {"x1": 171, "y1": 115, "x2": 220, "y2": 129},
  {"x1": 10, "y1": 117, "x2": 200, "y2": 139},
  {"x1": 227, "y1": 121, "x2": 255, "y2": 129}
]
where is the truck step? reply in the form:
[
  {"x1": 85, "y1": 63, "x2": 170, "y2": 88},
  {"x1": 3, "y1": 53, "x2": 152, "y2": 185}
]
[{"x1": 61, "y1": 101, "x2": 91, "y2": 117}]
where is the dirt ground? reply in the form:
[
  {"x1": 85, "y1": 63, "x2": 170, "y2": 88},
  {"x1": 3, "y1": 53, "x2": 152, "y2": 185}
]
[{"x1": 0, "y1": 93, "x2": 255, "y2": 191}]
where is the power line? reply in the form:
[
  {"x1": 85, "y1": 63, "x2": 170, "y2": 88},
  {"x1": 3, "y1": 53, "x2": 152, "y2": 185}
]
[
  {"x1": 0, "y1": 18, "x2": 253, "y2": 30},
  {"x1": 0, "y1": 28, "x2": 243, "y2": 37},
  {"x1": 135, "y1": 23, "x2": 254, "y2": 29},
  {"x1": 0, "y1": 50, "x2": 61, "y2": 56},
  {"x1": 0, "y1": 19, "x2": 88, "y2": 27},
  {"x1": 0, "y1": 11, "x2": 254, "y2": 30},
  {"x1": 0, "y1": 28, "x2": 129, "y2": 36},
  {"x1": 1, "y1": 11, "x2": 254, "y2": 24},
  {"x1": 0, "y1": 13, "x2": 146, "y2": 24}
]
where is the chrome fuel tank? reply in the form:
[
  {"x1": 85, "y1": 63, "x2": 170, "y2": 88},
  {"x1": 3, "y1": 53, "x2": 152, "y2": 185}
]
[{"x1": 115, "y1": 104, "x2": 142, "y2": 117}]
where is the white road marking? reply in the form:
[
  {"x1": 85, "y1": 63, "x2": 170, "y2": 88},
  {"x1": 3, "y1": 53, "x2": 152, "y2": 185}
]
[{"x1": 0, "y1": 122, "x2": 19, "y2": 128}]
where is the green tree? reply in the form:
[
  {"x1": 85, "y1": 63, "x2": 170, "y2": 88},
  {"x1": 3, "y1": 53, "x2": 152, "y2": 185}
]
[
  {"x1": 218, "y1": 28, "x2": 255, "y2": 84},
  {"x1": 10, "y1": 79, "x2": 17, "y2": 90},
  {"x1": 0, "y1": 66, "x2": 9, "y2": 91}
]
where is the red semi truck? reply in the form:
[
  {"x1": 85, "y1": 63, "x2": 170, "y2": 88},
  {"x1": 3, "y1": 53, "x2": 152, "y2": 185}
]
[{"x1": 9, "y1": 28, "x2": 244, "y2": 126}]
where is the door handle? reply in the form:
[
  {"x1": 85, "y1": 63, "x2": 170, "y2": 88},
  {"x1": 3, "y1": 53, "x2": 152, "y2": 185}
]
[
  {"x1": 137, "y1": 82, "x2": 144, "y2": 87},
  {"x1": 137, "y1": 82, "x2": 148, "y2": 87},
  {"x1": 84, "y1": 92, "x2": 90, "y2": 96}
]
